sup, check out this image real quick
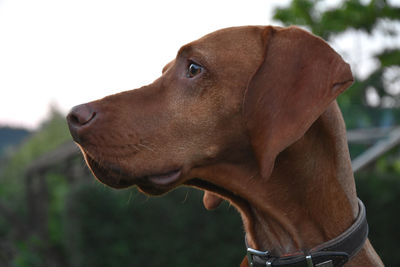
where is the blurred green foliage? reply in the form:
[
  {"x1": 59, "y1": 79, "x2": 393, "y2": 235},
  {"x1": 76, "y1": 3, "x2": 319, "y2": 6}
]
[
  {"x1": 357, "y1": 171, "x2": 400, "y2": 265},
  {"x1": 0, "y1": 108, "x2": 71, "y2": 198},
  {"x1": 0, "y1": 110, "x2": 72, "y2": 267},
  {"x1": 275, "y1": 0, "x2": 400, "y2": 38},
  {"x1": 275, "y1": 0, "x2": 400, "y2": 129},
  {"x1": 64, "y1": 184, "x2": 243, "y2": 267}
]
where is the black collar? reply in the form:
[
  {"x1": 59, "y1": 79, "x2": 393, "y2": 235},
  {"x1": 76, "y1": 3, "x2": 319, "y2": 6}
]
[{"x1": 246, "y1": 198, "x2": 368, "y2": 267}]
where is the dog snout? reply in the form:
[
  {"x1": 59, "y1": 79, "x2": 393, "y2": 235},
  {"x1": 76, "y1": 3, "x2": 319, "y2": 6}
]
[{"x1": 67, "y1": 103, "x2": 96, "y2": 143}]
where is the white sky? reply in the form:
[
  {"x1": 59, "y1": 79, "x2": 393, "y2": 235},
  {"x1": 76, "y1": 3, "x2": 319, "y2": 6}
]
[
  {"x1": 0, "y1": 0, "x2": 398, "y2": 129},
  {"x1": 0, "y1": 0, "x2": 290, "y2": 129}
]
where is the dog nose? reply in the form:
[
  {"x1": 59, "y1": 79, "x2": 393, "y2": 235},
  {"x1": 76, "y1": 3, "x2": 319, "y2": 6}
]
[
  {"x1": 67, "y1": 104, "x2": 96, "y2": 126},
  {"x1": 67, "y1": 104, "x2": 96, "y2": 142}
]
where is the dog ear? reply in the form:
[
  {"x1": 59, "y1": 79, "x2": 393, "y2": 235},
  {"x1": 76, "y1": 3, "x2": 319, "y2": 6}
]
[{"x1": 243, "y1": 26, "x2": 353, "y2": 179}]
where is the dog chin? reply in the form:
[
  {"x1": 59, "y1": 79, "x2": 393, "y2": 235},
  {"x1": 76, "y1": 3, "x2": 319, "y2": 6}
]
[
  {"x1": 136, "y1": 184, "x2": 172, "y2": 196},
  {"x1": 85, "y1": 155, "x2": 135, "y2": 189},
  {"x1": 83, "y1": 152, "x2": 184, "y2": 192}
]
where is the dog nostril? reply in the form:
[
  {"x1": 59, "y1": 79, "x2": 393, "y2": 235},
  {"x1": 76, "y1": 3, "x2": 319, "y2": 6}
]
[
  {"x1": 68, "y1": 113, "x2": 81, "y2": 125},
  {"x1": 67, "y1": 104, "x2": 96, "y2": 127}
]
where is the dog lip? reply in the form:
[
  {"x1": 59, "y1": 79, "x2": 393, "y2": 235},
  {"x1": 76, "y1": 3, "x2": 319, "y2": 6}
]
[
  {"x1": 84, "y1": 154, "x2": 134, "y2": 188},
  {"x1": 148, "y1": 169, "x2": 182, "y2": 186},
  {"x1": 83, "y1": 151, "x2": 183, "y2": 188}
]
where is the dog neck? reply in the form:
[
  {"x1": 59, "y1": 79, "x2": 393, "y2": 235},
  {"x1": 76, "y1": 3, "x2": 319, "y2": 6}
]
[
  {"x1": 190, "y1": 102, "x2": 382, "y2": 266},
  {"x1": 246, "y1": 102, "x2": 358, "y2": 254}
]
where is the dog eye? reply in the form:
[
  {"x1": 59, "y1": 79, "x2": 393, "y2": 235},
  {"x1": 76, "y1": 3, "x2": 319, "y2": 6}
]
[{"x1": 187, "y1": 62, "x2": 202, "y2": 78}]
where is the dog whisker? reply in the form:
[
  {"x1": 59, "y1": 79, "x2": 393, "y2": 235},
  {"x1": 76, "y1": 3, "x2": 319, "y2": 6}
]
[
  {"x1": 137, "y1": 143, "x2": 155, "y2": 152},
  {"x1": 181, "y1": 189, "x2": 190, "y2": 204}
]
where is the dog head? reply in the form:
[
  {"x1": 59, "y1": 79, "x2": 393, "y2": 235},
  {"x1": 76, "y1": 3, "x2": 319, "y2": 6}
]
[{"x1": 67, "y1": 26, "x2": 352, "y2": 199}]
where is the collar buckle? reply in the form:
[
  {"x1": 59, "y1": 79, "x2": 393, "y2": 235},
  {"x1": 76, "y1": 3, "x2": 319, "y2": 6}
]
[
  {"x1": 247, "y1": 248, "x2": 271, "y2": 266},
  {"x1": 305, "y1": 255, "x2": 314, "y2": 267},
  {"x1": 306, "y1": 255, "x2": 334, "y2": 267}
]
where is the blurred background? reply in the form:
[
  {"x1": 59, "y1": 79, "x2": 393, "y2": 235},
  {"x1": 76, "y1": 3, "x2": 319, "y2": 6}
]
[{"x1": 1, "y1": 0, "x2": 399, "y2": 266}]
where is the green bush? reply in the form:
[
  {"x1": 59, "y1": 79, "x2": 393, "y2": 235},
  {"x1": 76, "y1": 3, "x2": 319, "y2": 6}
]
[
  {"x1": 356, "y1": 171, "x2": 400, "y2": 266},
  {"x1": 64, "y1": 183, "x2": 244, "y2": 267}
]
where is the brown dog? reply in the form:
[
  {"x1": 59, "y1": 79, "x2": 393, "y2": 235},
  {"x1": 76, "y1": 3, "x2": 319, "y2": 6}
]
[{"x1": 67, "y1": 26, "x2": 383, "y2": 266}]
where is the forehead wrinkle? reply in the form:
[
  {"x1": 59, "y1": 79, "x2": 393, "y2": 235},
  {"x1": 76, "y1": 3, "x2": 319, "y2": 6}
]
[{"x1": 177, "y1": 44, "x2": 214, "y2": 68}]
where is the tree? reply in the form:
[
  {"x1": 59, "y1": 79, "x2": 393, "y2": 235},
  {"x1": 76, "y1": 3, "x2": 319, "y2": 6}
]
[{"x1": 274, "y1": 0, "x2": 400, "y2": 128}]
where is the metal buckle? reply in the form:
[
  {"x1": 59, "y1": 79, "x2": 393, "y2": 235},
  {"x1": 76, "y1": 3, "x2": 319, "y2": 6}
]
[
  {"x1": 306, "y1": 255, "x2": 334, "y2": 267},
  {"x1": 306, "y1": 255, "x2": 314, "y2": 267},
  {"x1": 315, "y1": 260, "x2": 333, "y2": 267},
  {"x1": 247, "y1": 248, "x2": 270, "y2": 266}
]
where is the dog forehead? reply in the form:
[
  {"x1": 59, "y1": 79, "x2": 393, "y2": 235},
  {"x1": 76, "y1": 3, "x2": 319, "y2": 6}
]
[
  {"x1": 198, "y1": 26, "x2": 265, "y2": 46},
  {"x1": 179, "y1": 26, "x2": 266, "y2": 67}
]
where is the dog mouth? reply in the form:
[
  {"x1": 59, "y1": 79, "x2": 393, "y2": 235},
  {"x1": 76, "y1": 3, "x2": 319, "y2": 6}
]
[
  {"x1": 85, "y1": 155, "x2": 135, "y2": 188},
  {"x1": 83, "y1": 152, "x2": 183, "y2": 191},
  {"x1": 82, "y1": 150, "x2": 244, "y2": 210},
  {"x1": 147, "y1": 169, "x2": 182, "y2": 185}
]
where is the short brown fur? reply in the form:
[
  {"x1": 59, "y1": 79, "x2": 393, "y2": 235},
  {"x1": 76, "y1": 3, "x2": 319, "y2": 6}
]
[{"x1": 67, "y1": 26, "x2": 383, "y2": 266}]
